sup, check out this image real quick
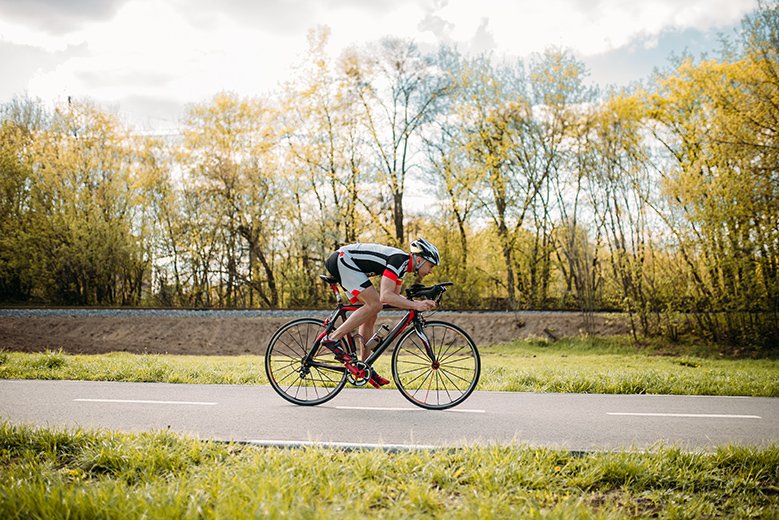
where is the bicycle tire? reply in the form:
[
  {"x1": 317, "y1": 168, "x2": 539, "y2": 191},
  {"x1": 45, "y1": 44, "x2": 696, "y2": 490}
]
[
  {"x1": 391, "y1": 320, "x2": 480, "y2": 410},
  {"x1": 265, "y1": 318, "x2": 347, "y2": 406}
]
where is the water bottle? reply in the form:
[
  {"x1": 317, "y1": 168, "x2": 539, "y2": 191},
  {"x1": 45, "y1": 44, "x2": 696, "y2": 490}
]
[{"x1": 364, "y1": 324, "x2": 390, "y2": 350}]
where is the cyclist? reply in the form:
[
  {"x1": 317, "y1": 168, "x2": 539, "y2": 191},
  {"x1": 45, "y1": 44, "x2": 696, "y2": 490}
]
[{"x1": 321, "y1": 238, "x2": 440, "y2": 387}]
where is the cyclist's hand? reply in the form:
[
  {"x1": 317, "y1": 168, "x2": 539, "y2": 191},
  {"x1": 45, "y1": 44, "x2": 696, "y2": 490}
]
[{"x1": 414, "y1": 299, "x2": 437, "y2": 312}]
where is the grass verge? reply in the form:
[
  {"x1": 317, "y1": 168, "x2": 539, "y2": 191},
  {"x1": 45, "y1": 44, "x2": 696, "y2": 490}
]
[
  {"x1": 1, "y1": 337, "x2": 777, "y2": 396},
  {"x1": 479, "y1": 338, "x2": 779, "y2": 396},
  {"x1": 1, "y1": 422, "x2": 777, "y2": 519}
]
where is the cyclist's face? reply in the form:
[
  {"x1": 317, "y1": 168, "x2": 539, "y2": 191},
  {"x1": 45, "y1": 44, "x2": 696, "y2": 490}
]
[{"x1": 417, "y1": 258, "x2": 434, "y2": 278}]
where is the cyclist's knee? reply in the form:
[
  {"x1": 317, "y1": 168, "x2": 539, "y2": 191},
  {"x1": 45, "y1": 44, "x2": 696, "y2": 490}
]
[
  {"x1": 363, "y1": 298, "x2": 382, "y2": 314},
  {"x1": 357, "y1": 287, "x2": 381, "y2": 313}
]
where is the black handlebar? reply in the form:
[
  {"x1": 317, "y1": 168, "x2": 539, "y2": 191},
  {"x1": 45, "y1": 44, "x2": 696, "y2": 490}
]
[{"x1": 406, "y1": 282, "x2": 453, "y2": 301}]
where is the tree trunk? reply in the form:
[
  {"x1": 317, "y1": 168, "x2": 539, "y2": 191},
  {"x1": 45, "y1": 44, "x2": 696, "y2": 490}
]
[
  {"x1": 238, "y1": 224, "x2": 278, "y2": 307},
  {"x1": 393, "y1": 191, "x2": 404, "y2": 244}
]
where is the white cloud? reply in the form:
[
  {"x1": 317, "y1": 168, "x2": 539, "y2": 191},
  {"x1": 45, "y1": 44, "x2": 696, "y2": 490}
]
[
  {"x1": 22, "y1": 0, "x2": 305, "y2": 104},
  {"x1": 0, "y1": 0, "x2": 759, "y2": 128},
  {"x1": 422, "y1": 0, "x2": 756, "y2": 57},
  {"x1": 0, "y1": 0, "x2": 125, "y2": 35},
  {"x1": 0, "y1": 18, "x2": 79, "y2": 53},
  {"x1": 325, "y1": 1, "x2": 432, "y2": 48}
]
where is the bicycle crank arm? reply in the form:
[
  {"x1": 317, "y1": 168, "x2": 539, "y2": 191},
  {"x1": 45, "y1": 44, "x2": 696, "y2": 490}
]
[{"x1": 345, "y1": 361, "x2": 370, "y2": 386}]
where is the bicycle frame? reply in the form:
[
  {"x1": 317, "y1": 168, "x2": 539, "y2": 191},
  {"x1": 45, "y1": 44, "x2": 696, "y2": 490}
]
[
  {"x1": 304, "y1": 283, "x2": 435, "y2": 373},
  {"x1": 326, "y1": 305, "x2": 420, "y2": 364}
]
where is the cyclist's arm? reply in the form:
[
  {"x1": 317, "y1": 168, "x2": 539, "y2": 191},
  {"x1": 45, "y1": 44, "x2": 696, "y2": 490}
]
[{"x1": 379, "y1": 276, "x2": 436, "y2": 312}]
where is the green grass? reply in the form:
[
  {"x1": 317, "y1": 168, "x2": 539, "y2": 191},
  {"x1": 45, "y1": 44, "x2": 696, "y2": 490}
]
[
  {"x1": 0, "y1": 350, "x2": 265, "y2": 385},
  {"x1": 1, "y1": 337, "x2": 777, "y2": 396},
  {"x1": 479, "y1": 338, "x2": 779, "y2": 397},
  {"x1": 1, "y1": 422, "x2": 777, "y2": 519}
]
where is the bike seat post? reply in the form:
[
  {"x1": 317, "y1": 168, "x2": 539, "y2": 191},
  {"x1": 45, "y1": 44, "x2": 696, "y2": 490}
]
[
  {"x1": 330, "y1": 283, "x2": 342, "y2": 304},
  {"x1": 319, "y1": 274, "x2": 343, "y2": 304}
]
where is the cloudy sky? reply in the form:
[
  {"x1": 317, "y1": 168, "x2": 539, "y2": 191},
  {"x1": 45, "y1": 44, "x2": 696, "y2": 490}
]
[{"x1": 0, "y1": 0, "x2": 758, "y2": 131}]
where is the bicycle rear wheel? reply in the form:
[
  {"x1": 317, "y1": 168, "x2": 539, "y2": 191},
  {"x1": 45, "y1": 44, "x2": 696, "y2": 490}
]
[
  {"x1": 391, "y1": 320, "x2": 480, "y2": 410},
  {"x1": 265, "y1": 318, "x2": 347, "y2": 406}
]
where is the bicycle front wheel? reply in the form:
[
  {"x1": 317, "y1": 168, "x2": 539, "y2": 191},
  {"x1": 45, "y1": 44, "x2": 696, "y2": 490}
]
[
  {"x1": 265, "y1": 318, "x2": 347, "y2": 406},
  {"x1": 391, "y1": 320, "x2": 480, "y2": 410}
]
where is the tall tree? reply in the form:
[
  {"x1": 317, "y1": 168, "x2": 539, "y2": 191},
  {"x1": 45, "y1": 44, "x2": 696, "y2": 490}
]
[
  {"x1": 648, "y1": 50, "x2": 779, "y2": 344},
  {"x1": 455, "y1": 56, "x2": 537, "y2": 308},
  {"x1": 179, "y1": 92, "x2": 281, "y2": 307},
  {"x1": 28, "y1": 100, "x2": 148, "y2": 304},
  {"x1": 524, "y1": 49, "x2": 596, "y2": 307},
  {"x1": 280, "y1": 27, "x2": 371, "y2": 305},
  {"x1": 587, "y1": 92, "x2": 658, "y2": 337},
  {"x1": 343, "y1": 38, "x2": 449, "y2": 245},
  {"x1": 1, "y1": 97, "x2": 46, "y2": 300}
]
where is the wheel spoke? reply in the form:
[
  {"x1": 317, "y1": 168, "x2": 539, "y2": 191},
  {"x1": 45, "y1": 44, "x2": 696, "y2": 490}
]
[
  {"x1": 265, "y1": 319, "x2": 347, "y2": 406},
  {"x1": 437, "y1": 365, "x2": 470, "y2": 391},
  {"x1": 392, "y1": 322, "x2": 480, "y2": 410},
  {"x1": 402, "y1": 365, "x2": 434, "y2": 387}
]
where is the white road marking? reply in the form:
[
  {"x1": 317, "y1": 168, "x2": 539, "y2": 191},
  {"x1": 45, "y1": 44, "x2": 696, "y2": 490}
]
[
  {"x1": 608, "y1": 412, "x2": 761, "y2": 419},
  {"x1": 632, "y1": 394, "x2": 752, "y2": 399},
  {"x1": 242, "y1": 439, "x2": 438, "y2": 451},
  {"x1": 336, "y1": 406, "x2": 485, "y2": 414},
  {"x1": 74, "y1": 399, "x2": 217, "y2": 406}
]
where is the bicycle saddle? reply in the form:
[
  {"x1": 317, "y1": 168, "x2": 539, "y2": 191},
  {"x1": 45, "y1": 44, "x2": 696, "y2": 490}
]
[{"x1": 319, "y1": 274, "x2": 339, "y2": 285}]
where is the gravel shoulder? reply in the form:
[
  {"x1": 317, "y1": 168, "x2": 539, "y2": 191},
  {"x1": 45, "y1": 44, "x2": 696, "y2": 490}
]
[{"x1": 0, "y1": 310, "x2": 630, "y2": 355}]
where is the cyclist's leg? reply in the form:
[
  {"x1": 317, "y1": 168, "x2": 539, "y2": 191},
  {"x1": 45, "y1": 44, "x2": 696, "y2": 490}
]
[
  {"x1": 330, "y1": 286, "x2": 381, "y2": 345},
  {"x1": 357, "y1": 314, "x2": 376, "y2": 360},
  {"x1": 326, "y1": 251, "x2": 381, "y2": 359},
  {"x1": 358, "y1": 280, "x2": 399, "y2": 359},
  {"x1": 330, "y1": 287, "x2": 390, "y2": 388}
]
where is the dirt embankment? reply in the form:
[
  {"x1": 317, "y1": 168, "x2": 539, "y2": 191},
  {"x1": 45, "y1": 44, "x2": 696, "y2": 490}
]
[{"x1": 0, "y1": 312, "x2": 630, "y2": 356}]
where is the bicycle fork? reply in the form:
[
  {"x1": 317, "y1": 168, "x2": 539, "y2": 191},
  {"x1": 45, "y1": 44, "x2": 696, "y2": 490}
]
[{"x1": 413, "y1": 321, "x2": 440, "y2": 368}]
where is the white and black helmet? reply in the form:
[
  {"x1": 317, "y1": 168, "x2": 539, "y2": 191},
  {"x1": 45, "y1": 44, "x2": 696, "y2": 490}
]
[{"x1": 410, "y1": 238, "x2": 440, "y2": 266}]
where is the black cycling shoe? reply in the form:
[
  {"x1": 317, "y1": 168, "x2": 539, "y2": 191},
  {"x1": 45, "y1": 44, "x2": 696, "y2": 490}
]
[
  {"x1": 368, "y1": 368, "x2": 390, "y2": 388},
  {"x1": 320, "y1": 338, "x2": 353, "y2": 363}
]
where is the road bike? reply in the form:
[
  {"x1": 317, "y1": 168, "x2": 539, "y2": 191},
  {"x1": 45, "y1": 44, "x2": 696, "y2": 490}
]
[{"x1": 265, "y1": 276, "x2": 480, "y2": 410}]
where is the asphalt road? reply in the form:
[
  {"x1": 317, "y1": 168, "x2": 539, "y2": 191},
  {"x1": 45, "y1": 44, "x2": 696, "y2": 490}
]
[{"x1": 1, "y1": 379, "x2": 776, "y2": 452}]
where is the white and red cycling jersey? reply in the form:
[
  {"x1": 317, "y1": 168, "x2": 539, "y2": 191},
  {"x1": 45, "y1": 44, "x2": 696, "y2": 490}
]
[{"x1": 325, "y1": 243, "x2": 413, "y2": 303}]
